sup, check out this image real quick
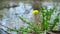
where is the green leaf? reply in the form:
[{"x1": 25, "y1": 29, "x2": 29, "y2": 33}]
[
  {"x1": 50, "y1": 12, "x2": 60, "y2": 31},
  {"x1": 19, "y1": 16, "x2": 32, "y2": 26}
]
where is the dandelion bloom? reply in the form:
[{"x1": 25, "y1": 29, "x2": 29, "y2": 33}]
[{"x1": 32, "y1": 10, "x2": 39, "y2": 15}]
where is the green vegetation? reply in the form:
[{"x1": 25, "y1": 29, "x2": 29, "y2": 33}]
[{"x1": 7, "y1": 7, "x2": 60, "y2": 34}]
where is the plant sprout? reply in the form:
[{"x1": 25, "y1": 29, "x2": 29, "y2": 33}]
[{"x1": 6, "y1": 7, "x2": 60, "y2": 34}]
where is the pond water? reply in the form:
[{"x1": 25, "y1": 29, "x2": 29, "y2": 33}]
[{"x1": 0, "y1": 1, "x2": 60, "y2": 34}]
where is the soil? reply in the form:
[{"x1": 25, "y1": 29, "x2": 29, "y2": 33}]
[{"x1": 47, "y1": 30, "x2": 60, "y2": 34}]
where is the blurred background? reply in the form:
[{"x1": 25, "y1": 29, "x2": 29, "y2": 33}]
[{"x1": 0, "y1": 0, "x2": 60, "y2": 34}]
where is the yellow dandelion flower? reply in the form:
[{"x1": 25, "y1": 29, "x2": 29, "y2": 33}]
[{"x1": 32, "y1": 10, "x2": 39, "y2": 15}]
